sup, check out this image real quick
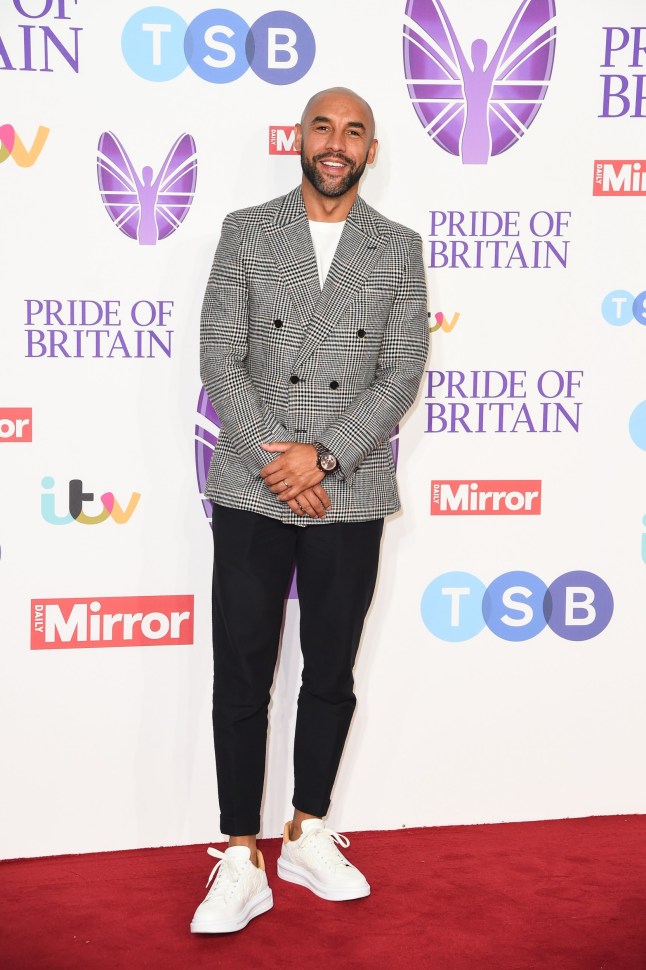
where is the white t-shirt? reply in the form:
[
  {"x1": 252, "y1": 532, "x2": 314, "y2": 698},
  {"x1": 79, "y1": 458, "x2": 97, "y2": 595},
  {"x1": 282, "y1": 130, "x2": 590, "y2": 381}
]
[{"x1": 309, "y1": 220, "x2": 346, "y2": 288}]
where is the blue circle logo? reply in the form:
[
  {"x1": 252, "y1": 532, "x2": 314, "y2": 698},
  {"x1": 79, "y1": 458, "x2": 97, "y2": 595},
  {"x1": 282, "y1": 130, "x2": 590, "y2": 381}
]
[
  {"x1": 602, "y1": 289, "x2": 646, "y2": 327},
  {"x1": 421, "y1": 570, "x2": 613, "y2": 642},
  {"x1": 246, "y1": 11, "x2": 316, "y2": 84},
  {"x1": 123, "y1": 6, "x2": 315, "y2": 84},
  {"x1": 420, "y1": 572, "x2": 486, "y2": 642},
  {"x1": 184, "y1": 8, "x2": 250, "y2": 84},
  {"x1": 629, "y1": 401, "x2": 646, "y2": 451},
  {"x1": 482, "y1": 571, "x2": 548, "y2": 642},
  {"x1": 544, "y1": 571, "x2": 613, "y2": 641},
  {"x1": 122, "y1": 7, "x2": 188, "y2": 82}
]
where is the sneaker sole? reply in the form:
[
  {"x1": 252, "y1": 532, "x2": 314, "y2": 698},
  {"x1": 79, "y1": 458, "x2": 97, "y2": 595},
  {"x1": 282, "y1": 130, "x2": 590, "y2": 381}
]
[
  {"x1": 190, "y1": 887, "x2": 273, "y2": 934},
  {"x1": 277, "y1": 857, "x2": 370, "y2": 902}
]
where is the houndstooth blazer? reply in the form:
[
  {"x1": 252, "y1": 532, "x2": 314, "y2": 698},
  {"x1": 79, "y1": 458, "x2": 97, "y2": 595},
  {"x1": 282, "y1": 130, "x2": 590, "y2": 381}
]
[{"x1": 200, "y1": 186, "x2": 428, "y2": 525}]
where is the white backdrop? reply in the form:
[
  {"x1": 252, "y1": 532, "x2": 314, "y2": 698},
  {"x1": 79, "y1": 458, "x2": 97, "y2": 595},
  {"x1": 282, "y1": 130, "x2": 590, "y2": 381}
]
[{"x1": 2, "y1": 0, "x2": 645, "y2": 859}]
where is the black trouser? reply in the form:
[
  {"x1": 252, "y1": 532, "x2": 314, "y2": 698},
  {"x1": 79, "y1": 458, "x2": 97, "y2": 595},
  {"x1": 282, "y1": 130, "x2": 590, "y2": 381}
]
[{"x1": 211, "y1": 503, "x2": 384, "y2": 836}]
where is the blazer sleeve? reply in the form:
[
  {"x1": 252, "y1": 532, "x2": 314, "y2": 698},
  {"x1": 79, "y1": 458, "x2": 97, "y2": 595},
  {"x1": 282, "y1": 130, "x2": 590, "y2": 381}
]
[
  {"x1": 320, "y1": 232, "x2": 429, "y2": 479},
  {"x1": 200, "y1": 213, "x2": 293, "y2": 477}
]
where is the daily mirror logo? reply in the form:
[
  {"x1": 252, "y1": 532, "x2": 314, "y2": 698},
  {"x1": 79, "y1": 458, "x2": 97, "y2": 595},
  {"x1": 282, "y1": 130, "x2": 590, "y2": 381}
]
[
  {"x1": 0, "y1": 407, "x2": 32, "y2": 441},
  {"x1": 269, "y1": 126, "x2": 298, "y2": 155},
  {"x1": 431, "y1": 479, "x2": 542, "y2": 515},
  {"x1": 31, "y1": 595, "x2": 194, "y2": 649},
  {"x1": 97, "y1": 132, "x2": 197, "y2": 245},
  {"x1": 593, "y1": 160, "x2": 646, "y2": 196},
  {"x1": 403, "y1": 0, "x2": 556, "y2": 164}
]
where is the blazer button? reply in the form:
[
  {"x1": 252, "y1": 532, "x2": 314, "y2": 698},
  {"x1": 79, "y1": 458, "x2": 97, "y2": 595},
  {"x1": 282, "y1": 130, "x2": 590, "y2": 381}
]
[
  {"x1": 329, "y1": 380, "x2": 339, "y2": 390},
  {"x1": 290, "y1": 375, "x2": 300, "y2": 384},
  {"x1": 274, "y1": 319, "x2": 283, "y2": 328},
  {"x1": 357, "y1": 328, "x2": 366, "y2": 338}
]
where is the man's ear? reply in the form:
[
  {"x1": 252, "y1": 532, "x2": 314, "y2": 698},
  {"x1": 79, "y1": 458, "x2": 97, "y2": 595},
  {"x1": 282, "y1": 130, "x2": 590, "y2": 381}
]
[
  {"x1": 294, "y1": 123, "x2": 303, "y2": 152},
  {"x1": 367, "y1": 138, "x2": 379, "y2": 165}
]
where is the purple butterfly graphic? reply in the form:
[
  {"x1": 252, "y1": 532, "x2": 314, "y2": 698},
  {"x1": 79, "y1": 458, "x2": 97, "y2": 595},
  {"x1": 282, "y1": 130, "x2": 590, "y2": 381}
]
[
  {"x1": 97, "y1": 132, "x2": 197, "y2": 244},
  {"x1": 403, "y1": 0, "x2": 557, "y2": 164}
]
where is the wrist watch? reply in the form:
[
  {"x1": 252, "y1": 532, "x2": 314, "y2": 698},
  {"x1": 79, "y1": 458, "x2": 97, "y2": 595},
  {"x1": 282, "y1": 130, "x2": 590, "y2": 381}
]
[{"x1": 313, "y1": 441, "x2": 338, "y2": 474}]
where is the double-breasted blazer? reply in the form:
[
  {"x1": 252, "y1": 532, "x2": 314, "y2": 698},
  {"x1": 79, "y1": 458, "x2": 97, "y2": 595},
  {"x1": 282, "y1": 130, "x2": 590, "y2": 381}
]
[{"x1": 200, "y1": 186, "x2": 429, "y2": 525}]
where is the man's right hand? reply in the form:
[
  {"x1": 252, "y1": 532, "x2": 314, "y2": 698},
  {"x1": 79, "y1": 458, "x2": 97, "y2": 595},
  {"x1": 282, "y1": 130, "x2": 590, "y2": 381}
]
[{"x1": 285, "y1": 483, "x2": 332, "y2": 519}]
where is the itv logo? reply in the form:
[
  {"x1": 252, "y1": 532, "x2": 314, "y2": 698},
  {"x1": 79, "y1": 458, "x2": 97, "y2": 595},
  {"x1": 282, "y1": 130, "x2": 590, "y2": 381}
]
[
  {"x1": 41, "y1": 477, "x2": 140, "y2": 525},
  {"x1": 429, "y1": 311, "x2": 460, "y2": 334},
  {"x1": 0, "y1": 125, "x2": 49, "y2": 167}
]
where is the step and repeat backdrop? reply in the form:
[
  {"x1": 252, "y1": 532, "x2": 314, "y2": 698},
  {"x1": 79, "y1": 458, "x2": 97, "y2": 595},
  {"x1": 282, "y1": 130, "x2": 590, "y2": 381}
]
[{"x1": 2, "y1": 0, "x2": 645, "y2": 858}]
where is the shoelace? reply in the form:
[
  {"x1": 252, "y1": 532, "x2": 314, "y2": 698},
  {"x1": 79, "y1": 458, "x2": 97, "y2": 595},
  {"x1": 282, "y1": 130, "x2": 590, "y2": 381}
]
[
  {"x1": 300, "y1": 827, "x2": 352, "y2": 869},
  {"x1": 204, "y1": 847, "x2": 244, "y2": 901}
]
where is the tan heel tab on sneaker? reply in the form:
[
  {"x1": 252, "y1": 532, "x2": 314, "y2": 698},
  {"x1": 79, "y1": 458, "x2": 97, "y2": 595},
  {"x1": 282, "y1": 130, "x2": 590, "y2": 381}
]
[
  {"x1": 256, "y1": 849, "x2": 266, "y2": 872},
  {"x1": 282, "y1": 822, "x2": 292, "y2": 844}
]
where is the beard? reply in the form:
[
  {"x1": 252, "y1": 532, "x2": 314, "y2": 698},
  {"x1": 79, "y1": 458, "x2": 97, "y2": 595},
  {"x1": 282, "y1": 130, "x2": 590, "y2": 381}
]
[{"x1": 300, "y1": 150, "x2": 368, "y2": 198}]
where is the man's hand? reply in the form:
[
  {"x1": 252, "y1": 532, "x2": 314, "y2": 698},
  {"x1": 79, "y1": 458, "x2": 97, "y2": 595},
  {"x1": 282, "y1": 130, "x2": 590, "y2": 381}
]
[
  {"x1": 260, "y1": 442, "x2": 331, "y2": 518},
  {"x1": 284, "y1": 485, "x2": 332, "y2": 519},
  {"x1": 260, "y1": 442, "x2": 324, "y2": 499}
]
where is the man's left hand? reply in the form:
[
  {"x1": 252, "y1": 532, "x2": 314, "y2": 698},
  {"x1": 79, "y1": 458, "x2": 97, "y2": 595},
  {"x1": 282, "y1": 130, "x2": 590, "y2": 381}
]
[{"x1": 260, "y1": 442, "x2": 324, "y2": 501}]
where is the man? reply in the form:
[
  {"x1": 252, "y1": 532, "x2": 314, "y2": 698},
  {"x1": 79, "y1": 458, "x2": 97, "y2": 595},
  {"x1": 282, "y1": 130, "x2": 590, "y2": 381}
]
[{"x1": 192, "y1": 87, "x2": 428, "y2": 934}]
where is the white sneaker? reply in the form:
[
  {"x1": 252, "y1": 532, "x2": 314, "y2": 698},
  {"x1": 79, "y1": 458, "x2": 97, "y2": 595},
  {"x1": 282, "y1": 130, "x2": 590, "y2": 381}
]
[
  {"x1": 277, "y1": 819, "x2": 370, "y2": 901},
  {"x1": 190, "y1": 845, "x2": 273, "y2": 934}
]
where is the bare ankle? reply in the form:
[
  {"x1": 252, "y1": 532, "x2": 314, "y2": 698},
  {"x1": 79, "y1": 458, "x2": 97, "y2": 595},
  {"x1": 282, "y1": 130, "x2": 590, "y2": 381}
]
[
  {"x1": 290, "y1": 811, "x2": 320, "y2": 841},
  {"x1": 228, "y1": 835, "x2": 258, "y2": 866}
]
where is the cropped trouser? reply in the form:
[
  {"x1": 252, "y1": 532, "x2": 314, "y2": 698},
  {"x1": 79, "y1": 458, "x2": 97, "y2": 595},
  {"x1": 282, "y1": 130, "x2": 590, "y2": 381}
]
[{"x1": 211, "y1": 503, "x2": 384, "y2": 836}]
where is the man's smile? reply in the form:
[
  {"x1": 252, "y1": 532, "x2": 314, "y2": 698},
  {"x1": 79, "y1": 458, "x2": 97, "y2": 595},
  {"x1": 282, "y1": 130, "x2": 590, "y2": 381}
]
[{"x1": 315, "y1": 153, "x2": 353, "y2": 173}]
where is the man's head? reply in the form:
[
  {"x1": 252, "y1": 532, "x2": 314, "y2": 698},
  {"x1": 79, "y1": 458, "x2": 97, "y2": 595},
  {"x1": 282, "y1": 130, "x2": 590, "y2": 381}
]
[{"x1": 295, "y1": 87, "x2": 378, "y2": 201}]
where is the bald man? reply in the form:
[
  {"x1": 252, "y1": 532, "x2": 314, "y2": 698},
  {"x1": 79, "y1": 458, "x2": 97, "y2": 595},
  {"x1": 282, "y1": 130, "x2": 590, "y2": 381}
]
[{"x1": 192, "y1": 88, "x2": 428, "y2": 934}]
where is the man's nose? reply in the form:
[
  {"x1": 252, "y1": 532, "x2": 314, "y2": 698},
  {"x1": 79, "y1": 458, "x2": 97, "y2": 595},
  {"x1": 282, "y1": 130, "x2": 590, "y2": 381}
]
[{"x1": 323, "y1": 128, "x2": 346, "y2": 153}]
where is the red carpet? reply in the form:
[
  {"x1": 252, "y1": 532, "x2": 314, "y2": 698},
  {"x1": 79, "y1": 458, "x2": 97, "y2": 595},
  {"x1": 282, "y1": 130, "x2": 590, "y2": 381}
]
[{"x1": 2, "y1": 816, "x2": 645, "y2": 969}]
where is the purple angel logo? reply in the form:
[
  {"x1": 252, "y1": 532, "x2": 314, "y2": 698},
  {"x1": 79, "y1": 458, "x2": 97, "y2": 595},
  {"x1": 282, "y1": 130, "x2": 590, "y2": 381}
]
[
  {"x1": 97, "y1": 132, "x2": 197, "y2": 244},
  {"x1": 403, "y1": 0, "x2": 557, "y2": 164}
]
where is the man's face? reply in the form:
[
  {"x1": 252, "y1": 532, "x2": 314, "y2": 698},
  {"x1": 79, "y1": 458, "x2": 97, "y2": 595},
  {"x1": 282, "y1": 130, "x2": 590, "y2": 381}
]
[{"x1": 296, "y1": 92, "x2": 378, "y2": 200}]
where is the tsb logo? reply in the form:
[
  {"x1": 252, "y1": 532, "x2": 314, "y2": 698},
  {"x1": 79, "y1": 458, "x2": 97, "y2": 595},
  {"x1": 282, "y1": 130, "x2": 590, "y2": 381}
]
[
  {"x1": 31, "y1": 595, "x2": 194, "y2": 649},
  {"x1": 602, "y1": 290, "x2": 646, "y2": 326},
  {"x1": 0, "y1": 408, "x2": 32, "y2": 442},
  {"x1": 41, "y1": 477, "x2": 141, "y2": 525},
  {"x1": 421, "y1": 570, "x2": 613, "y2": 642},
  {"x1": 122, "y1": 7, "x2": 315, "y2": 84},
  {"x1": 431, "y1": 480, "x2": 541, "y2": 515}
]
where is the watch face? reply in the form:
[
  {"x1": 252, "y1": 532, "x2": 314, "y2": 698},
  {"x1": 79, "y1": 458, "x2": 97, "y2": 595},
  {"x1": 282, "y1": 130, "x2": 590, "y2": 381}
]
[{"x1": 320, "y1": 452, "x2": 337, "y2": 472}]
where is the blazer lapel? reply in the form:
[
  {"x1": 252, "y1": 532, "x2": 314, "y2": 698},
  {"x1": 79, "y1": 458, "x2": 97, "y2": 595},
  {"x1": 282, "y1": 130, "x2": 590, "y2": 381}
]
[
  {"x1": 264, "y1": 188, "x2": 320, "y2": 329},
  {"x1": 292, "y1": 195, "x2": 388, "y2": 369}
]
